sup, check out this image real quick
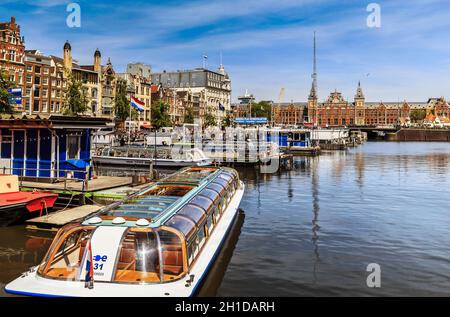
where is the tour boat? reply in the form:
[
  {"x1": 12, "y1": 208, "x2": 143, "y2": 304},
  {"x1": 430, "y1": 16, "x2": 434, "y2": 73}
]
[
  {"x1": 5, "y1": 167, "x2": 245, "y2": 297},
  {"x1": 0, "y1": 175, "x2": 58, "y2": 226},
  {"x1": 92, "y1": 146, "x2": 213, "y2": 168}
]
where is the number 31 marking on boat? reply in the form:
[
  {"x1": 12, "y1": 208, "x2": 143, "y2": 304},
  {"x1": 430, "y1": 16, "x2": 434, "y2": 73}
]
[{"x1": 93, "y1": 255, "x2": 108, "y2": 270}]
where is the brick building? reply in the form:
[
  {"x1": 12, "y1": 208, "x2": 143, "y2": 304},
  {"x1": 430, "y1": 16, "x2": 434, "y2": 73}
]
[
  {"x1": 273, "y1": 102, "x2": 305, "y2": 125},
  {"x1": 0, "y1": 17, "x2": 25, "y2": 112}
]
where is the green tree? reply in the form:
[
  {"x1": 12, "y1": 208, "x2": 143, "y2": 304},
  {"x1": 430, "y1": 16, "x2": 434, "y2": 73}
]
[
  {"x1": 63, "y1": 73, "x2": 89, "y2": 116},
  {"x1": 0, "y1": 69, "x2": 14, "y2": 114},
  {"x1": 409, "y1": 109, "x2": 426, "y2": 123},
  {"x1": 203, "y1": 109, "x2": 217, "y2": 128},
  {"x1": 151, "y1": 100, "x2": 172, "y2": 129},
  {"x1": 221, "y1": 112, "x2": 233, "y2": 127},
  {"x1": 251, "y1": 100, "x2": 272, "y2": 120},
  {"x1": 183, "y1": 107, "x2": 194, "y2": 124},
  {"x1": 114, "y1": 79, "x2": 138, "y2": 122}
]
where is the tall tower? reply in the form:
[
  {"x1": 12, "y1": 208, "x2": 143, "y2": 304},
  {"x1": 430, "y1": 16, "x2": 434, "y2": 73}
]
[
  {"x1": 94, "y1": 48, "x2": 101, "y2": 73},
  {"x1": 307, "y1": 32, "x2": 318, "y2": 125},
  {"x1": 354, "y1": 81, "x2": 365, "y2": 126},
  {"x1": 63, "y1": 41, "x2": 72, "y2": 76},
  {"x1": 312, "y1": 31, "x2": 318, "y2": 96}
]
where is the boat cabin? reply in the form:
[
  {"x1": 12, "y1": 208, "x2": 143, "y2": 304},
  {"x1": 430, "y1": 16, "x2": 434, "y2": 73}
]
[
  {"x1": 0, "y1": 115, "x2": 111, "y2": 181},
  {"x1": 36, "y1": 167, "x2": 240, "y2": 284}
]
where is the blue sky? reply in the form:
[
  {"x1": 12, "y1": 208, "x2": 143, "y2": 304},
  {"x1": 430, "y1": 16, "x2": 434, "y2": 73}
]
[{"x1": 2, "y1": 0, "x2": 450, "y2": 102}]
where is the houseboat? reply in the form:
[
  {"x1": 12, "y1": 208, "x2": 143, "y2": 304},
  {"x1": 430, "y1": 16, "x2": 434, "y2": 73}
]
[{"x1": 5, "y1": 166, "x2": 245, "y2": 297}]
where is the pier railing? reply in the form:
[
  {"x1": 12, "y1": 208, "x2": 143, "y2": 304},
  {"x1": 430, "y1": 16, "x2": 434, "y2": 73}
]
[{"x1": 0, "y1": 167, "x2": 89, "y2": 192}]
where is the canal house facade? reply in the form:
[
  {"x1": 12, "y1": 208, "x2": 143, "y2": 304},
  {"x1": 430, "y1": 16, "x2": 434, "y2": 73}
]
[{"x1": 0, "y1": 115, "x2": 110, "y2": 180}]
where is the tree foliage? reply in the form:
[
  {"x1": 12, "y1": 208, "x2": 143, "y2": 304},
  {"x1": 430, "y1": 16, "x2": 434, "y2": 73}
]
[
  {"x1": 114, "y1": 79, "x2": 138, "y2": 121},
  {"x1": 183, "y1": 107, "x2": 194, "y2": 124},
  {"x1": 203, "y1": 108, "x2": 217, "y2": 128},
  {"x1": 63, "y1": 73, "x2": 89, "y2": 116},
  {"x1": 409, "y1": 109, "x2": 426, "y2": 123},
  {"x1": 0, "y1": 69, "x2": 14, "y2": 114},
  {"x1": 221, "y1": 112, "x2": 232, "y2": 127},
  {"x1": 251, "y1": 100, "x2": 272, "y2": 120},
  {"x1": 151, "y1": 100, "x2": 172, "y2": 129}
]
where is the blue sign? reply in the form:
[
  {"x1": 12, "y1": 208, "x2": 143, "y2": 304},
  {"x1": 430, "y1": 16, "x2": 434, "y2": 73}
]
[
  {"x1": 234, "y1": 117, "x2": 268, "y2": 125},
  {"x1": 8, "y1": 88, "x2": 22, "y2": 105}
]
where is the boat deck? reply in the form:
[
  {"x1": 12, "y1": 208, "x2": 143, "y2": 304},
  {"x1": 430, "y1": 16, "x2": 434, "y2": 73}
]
[{"x1": 26, "y1": 204, "x2": 103, "y2": 232}]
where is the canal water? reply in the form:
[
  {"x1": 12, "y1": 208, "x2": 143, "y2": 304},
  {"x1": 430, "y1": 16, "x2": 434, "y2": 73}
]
[{"x1": 1, "y1": 142, "x2": 450, "y2": 296}]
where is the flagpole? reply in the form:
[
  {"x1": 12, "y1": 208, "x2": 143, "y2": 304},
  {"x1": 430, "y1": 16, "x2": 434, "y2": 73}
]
[{"x1": 128, "y1": 96, "x2": 132, "y2": 146}]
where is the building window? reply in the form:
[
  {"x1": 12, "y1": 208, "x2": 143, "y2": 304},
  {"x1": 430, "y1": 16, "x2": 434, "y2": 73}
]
[
  {"x1": 26, "y1": 75, "x2": 32, "y2": 83},
  {"x1": 9, "y1": 50, "x2": 15, "y2": 61},
  {"x1": 33, "y1": 100, "x2": 40, "y2": 112},
  {"x1": 35, "y1": 66, "x2": 41, "y2": 73},
  {"x1": 26, "y1": 65, "x2": 32, "y2": 72},
  {"x1": 44, "y1": 67, "x2": 49, "y2": 74},
  {"x1": 34, "y1": 89, "x2": 40, "y2": 97},
  {"x1": 34, "y1": 76, "x2": 40, "y2": 85},
  {"x1": 67, "y1": 135, "x2": 81, "y2": 160},
  {"x1": 42, "y1": 101, "x2": 48, "y2": 112},
  {"x1": 43, "y1": 78, "x2": 48, "y2": 85}
]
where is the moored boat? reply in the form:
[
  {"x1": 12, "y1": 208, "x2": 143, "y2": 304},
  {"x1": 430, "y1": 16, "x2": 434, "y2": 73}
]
[
  {"x1": 93, "y1": 146, "x2": 213, "y2": 168},
  {"x1": 0, "y1": 175, "x2": 58, "y2": 226},
  {"x1": 5, "y1": 167, "x2": 245, "y2": 297}
]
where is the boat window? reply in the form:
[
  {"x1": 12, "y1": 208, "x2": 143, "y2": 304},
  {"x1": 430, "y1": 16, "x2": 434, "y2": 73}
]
[
  {"x1": 199, "y1": 188, "x2": 220, "y2": 204},
  {"x1": 177, "y1": 204, "x2": 206, "y2": 225},
  {"x1": 212, "y1": 178, "x2": 229, "y2": 190},
  {"x1": 113, "y1": 229, "x2": 161, "y2": 283},
  {"x1": 144, "y1": 185, "x2": 194, "y2": 197},
  {"x1": 186, "y1": 225, "x2": 207, "y2": 266},
  {"x1": 158, "y1": 229, "x2": 185, "y2": 281},
  {"x1": 213, "y1": 206, "x2": 221, "y2": 223},
  {"x1": 166, "y1": 215, "x2": 197, "y2": 240},
  {"x1": 38, "y1": 226, "x2": 94, "y2": 280},
  {"x1": 189, "y1": 195, "x2": 214, "y2": 214},
  {"x1": 206, "y1": 183, "x2": 225, "y2": 196},
  {"x1": 206, "y1": 215, "x2": 214, "y2": 236}
]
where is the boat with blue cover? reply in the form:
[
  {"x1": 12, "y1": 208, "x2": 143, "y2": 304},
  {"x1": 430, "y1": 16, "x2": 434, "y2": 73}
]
[{"x1": 4, "y1": 167, "x2": 245, "y2": 297}]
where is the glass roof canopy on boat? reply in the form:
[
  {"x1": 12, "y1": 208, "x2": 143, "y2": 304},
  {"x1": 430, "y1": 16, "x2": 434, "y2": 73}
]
[{"x1": 83, "y1": 167, "x2": 225, "y2": 228}]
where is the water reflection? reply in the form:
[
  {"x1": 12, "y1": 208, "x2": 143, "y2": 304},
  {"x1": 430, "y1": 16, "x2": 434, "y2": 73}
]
[
  {"x1": 218, "y1": 142, "x2": 450, "y2": 296},
  {"x1": 197, "y1": 211, "x2": 245, "y2": 296},
  {"x1": 311, "y1": 157, "x2": 320, "y2": 284}
]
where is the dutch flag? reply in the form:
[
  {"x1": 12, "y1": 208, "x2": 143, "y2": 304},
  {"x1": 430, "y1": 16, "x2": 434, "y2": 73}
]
[
  {"x1": 131, "y1": 96, "x2": 145, "y2": 112},
  {"x1": 85, "y1": 240, "x2": 94, "y2": 289}
]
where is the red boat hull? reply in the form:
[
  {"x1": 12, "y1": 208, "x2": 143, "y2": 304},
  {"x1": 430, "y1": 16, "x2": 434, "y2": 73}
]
[{"x1": 0, "y1": 192, "x2": 58, "y2": 226}]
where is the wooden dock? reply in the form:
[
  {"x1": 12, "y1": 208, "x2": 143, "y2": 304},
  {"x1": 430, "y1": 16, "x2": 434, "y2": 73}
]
[
  {"x1": 26, "y1": 205, "x2": 103, "y2": 232},
  {"x1": 20, "y1": 176, "x2": 133, "y2": 194}
]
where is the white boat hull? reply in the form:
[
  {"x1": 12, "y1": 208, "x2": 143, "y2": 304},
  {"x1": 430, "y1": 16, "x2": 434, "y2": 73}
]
[
  {"x1": 4, "y1": 182, "x2": 245, "y2": 297},
  {"x1": 92, "y1": 155, "x2": 213, "y2": 167}
]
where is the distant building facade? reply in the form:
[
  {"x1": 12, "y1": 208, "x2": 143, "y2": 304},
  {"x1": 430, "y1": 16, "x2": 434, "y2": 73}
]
[
  {"x1": 273, "y1": 102, "x2": 305, "y2": 125},
  {"x1": 0, "y1": 17, "x2": 25, "y2": 112},
  {"x1": 151, "y1": 66, "x2": 231, "y2": 125},
  {"x1": 116, "y1": 67, "x2": 152, "y2": 123}
]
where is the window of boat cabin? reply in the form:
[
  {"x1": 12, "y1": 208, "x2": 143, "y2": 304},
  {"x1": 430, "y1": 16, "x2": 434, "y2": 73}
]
[
  {"x1": 206, "y1": 183, "x2": 227, "y2": 212},
  {"x1": 206, "y1": 214, "x2": 214, "y2": 236},
  {"x1": 113, "y1": 229, "x2": 161, "y2": 283},
  {"x1": 38, "y1": 226, "x2": 94, "y2": 280},
  {"x1": 157, "y1": 229, "x2": 185, "y2": 281}
]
